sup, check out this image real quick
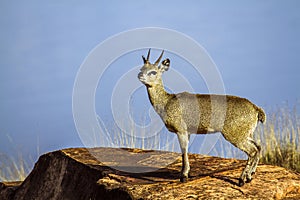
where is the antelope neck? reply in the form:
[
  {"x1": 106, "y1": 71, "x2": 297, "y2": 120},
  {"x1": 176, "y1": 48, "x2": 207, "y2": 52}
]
[{"x1": 146, "y1": 82, "x2": 172, "y2": 114}]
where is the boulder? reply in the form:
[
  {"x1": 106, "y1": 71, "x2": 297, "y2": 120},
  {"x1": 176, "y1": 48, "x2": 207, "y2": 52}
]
[{"x1": 1, "y1": 147, "x2": 299, "y2": 199}]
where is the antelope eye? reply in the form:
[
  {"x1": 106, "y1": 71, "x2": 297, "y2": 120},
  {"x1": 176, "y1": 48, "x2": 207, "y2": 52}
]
[{"x1": 148, "y1": 71, "x2": 157, "y2": 76}]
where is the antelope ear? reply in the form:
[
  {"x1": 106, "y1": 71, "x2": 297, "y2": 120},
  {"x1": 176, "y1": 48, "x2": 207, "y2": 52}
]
[{"x1": 159, "y1": 58, "x2": 170, "y2": 72}]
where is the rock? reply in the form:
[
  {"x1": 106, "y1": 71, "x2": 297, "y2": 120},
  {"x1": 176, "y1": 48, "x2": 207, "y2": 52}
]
[
  {"x1": 0, "y1": 181, "x2": 22, "y2": 199},
  {"x1": 1, "y1": 147, "x2": 300, "y2": 199}
]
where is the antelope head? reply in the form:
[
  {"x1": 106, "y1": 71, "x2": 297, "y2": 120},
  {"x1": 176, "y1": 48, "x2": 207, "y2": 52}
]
[{"x1": 138, "y1": 49, "x2": 170, "y2": 87}]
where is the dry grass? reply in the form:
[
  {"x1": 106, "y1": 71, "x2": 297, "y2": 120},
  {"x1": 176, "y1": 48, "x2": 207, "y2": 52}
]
[
  {"x1": 255, "y1": 103, "x2": 300, "y2": 172},
  {"x1": 0, "y1": 152, "x2": 29, "y2": 182},
  {"x1": 96, "y1": 115, "x2": 180, "y2": 152}
]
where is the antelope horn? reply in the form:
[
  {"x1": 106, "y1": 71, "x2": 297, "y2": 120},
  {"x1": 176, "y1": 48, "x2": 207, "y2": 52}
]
[
  {"x1": 142, "y1": 49, "x2": 151, "y2": 64},
  {"x1": 147, "y1": 48, "x2": 151, "y2": 61},
  {"x1": 142, "y1": 56, "x2": 147, "y2": 64},
  {"x1": 154, "y1": 50, "x2": 164, "y2": 65}
]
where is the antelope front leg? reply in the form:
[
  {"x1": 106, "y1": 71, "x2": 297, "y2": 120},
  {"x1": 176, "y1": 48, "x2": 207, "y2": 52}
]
[{"x1": 177, "y1": 132, "x2": 190, "y2": 183}]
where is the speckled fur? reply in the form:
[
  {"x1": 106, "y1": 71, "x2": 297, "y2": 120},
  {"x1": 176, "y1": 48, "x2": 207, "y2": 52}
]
[{"x1": 138, "y1": 50, "x2": 266, "y2": 186}]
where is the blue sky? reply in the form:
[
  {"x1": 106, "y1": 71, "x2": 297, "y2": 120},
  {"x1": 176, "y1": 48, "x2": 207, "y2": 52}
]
[{"x1": 1, "y1": 1, "x2": 300, "y2": 165}]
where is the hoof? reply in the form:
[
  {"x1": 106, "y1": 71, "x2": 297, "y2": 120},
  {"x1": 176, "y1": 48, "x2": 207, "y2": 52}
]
[
  {"x1": 180, "y1": 176, "x2": 188, "y2": 183},
  {"x1": 246, "y1": 177, "x2": 252, "y2": 183},
  {"x1": 238, "y1": 178, "x2": 245, "y2": 187},
  {"x1": 251, "y1": 171, "x2": 256, "y2": 176}
]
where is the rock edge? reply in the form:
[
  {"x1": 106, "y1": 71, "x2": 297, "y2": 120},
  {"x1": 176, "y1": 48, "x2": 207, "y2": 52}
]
[{"x1": 1, "y1": 147, "x2": 299, "y2": 200}]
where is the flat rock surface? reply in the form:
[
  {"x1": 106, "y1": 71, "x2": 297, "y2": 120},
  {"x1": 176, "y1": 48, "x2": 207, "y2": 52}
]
[{"x1": 1, "y1": 147, "x2": 300, "y2": 199}]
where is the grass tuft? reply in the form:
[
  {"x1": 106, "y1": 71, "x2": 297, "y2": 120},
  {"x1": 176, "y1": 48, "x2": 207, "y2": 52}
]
[
  {"x1": 255, "y1": 103, "x2": 300, "y2": 172},
  {"x1": 0, "y1": 152, "x2": 30, "y2": 182}
]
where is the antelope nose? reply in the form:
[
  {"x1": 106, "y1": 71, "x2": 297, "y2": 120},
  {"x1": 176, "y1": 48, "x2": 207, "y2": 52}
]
[{"x1": 138, "y1": 72, "x2": 143, "y2": 79}]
